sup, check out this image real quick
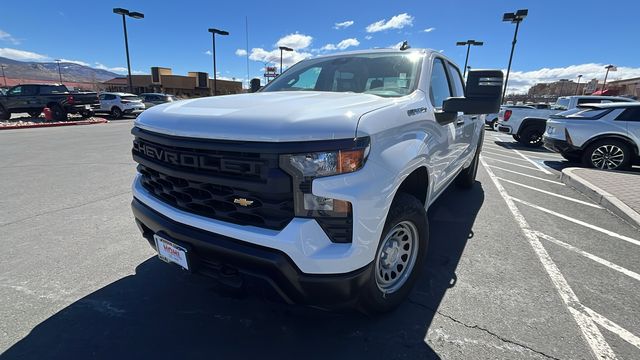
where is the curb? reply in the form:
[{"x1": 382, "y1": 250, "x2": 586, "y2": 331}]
[
  {"x1": 0, "y1": 118, "x2": 109, "y2": 130},
  {"x1": 561, "y1": 167, "x2": 640, "y2": 229}
]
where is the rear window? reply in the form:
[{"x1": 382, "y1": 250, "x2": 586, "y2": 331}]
[{"x1": 554, "y1": 98, "x2": 571, "y2": 110}]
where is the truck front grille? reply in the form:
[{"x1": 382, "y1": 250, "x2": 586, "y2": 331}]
[{"x1": 132, "y1": 128, "x2": 294, "y2": 230}]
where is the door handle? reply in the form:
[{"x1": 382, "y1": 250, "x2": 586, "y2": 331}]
[
  {"x1": 455, "y1": 119, "x2": 465, "y2": 126},
  {"x1": 470, "y1": 116, "x2": 478, "y2": 120}
]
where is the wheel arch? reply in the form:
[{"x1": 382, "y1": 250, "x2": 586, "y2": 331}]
[
  {"x1": 396, "y1": 166, "x2": 429, "y2": 206},
  {"x1": 582, "y1": 134, "x2": 639, "y2": 157},
  {"x1": 517, "y1": 117, "x2": 547, "y2": 136}
]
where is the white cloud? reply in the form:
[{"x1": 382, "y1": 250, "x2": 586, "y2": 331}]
[
  {"x1": 93, "y1": 62, "x2": 145, "y2": 75},
  {"x1": 0, "y1": 30, "x2": 20, "y2": 45},
  {"x1": 204, "y1": 50, "x2": 212, "y2": 55},
  {"x1": 58, "y1": 58, "x2": 90, "y2": 67},
  {"x1": 423, "y1": 27, "x2": 436, "y2": 33},
  {"x1": 364, "y1": 35, "x2": 373, "y2": 40},
  {"x1": 321, "y1": 38, "x2": 360, "y2": 51},
  {"x1": 249, "y1": 47, "x2": 311, "y2": 67},
  {"x1": 276, "y1": 33, "x2": 313, "y2": 50},
  {"x1": 0, "y1": 47, "x2": 48, "y2": 61},
  {"x1": 366, "y1": 13, "x2": 414, "y2": 33},
  {"x1": 505, "y1": 63, "x2": 640, "y2": 94},
  {"x1": 235, "y1": 49, "x2": 248, "y2": 56},
  {"x1": 334, "y1": 20, "x2": 354, "y2": 29}
]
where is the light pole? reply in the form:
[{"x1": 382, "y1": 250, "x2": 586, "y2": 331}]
[
  {"x1": 575, "y1": 74, "x2": 582, "y2": 95},
  {"x1": 0, "y1": 64, "x2": 7, "y2": 86},
  {"x1": 601, "y1": 64, "x2": 616, "y2": 92},
  {"x1": 113, "y1": 8, "x2": 144, "y2": 94},
  {"x1": 558, "y1": 79, "x2": 568, "y2": 97},
  {"x1": 208, "y1": 28, "x2": 229, "y2": 96},
  {"x1": 456, "y1": 40, "x2": 483, "y2": 77},
  {"x1": 279, "y1": 46, "x2": 293, "y2": 75},
  {"x1": 501, "y1": 9, "x2": 528, "y2": 104},
  {"x1": 54, "y1": 59, "x2": 63, "y2": 83}
]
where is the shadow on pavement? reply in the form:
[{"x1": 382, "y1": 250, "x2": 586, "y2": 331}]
[{"x1": 1, "y1": 183, "x2": 485, "y2": 360}]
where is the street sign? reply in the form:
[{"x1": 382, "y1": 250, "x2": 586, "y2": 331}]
[{"x1": 585, "y1": 79, "x2": 598, "y2": 92}]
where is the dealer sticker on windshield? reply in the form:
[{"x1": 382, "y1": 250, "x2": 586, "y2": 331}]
[{"x1": 154, "y1": 234, "x2": 189, "y2": 270}]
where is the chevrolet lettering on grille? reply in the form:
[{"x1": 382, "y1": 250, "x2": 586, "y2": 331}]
[{"x1": 233, "y1": 198, "x2": 254, "y2": 207}]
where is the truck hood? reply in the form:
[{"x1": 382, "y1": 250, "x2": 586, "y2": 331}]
[{"x1": 134, "y1": 91, "x2": 396, "y2": 141}]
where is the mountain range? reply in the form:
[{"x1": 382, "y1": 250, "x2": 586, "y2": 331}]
[{"x1": 0, "y1": 57, "x2": 120, "y2": 83}]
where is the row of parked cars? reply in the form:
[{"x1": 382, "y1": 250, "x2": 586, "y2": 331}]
[
  {"x1": 485, "y1": 95, "x2": 639, "y2": 170},
  {"x1": 0, "y1": 83, "x2": 175, "y2": 121}
]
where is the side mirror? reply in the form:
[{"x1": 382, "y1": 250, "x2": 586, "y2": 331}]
[
  {"x1": 249, "y1": 78, "x2": 261, "y2": 93},
  {"x1": 436, "y1": 70, "x2": 504, "y2": 125}
]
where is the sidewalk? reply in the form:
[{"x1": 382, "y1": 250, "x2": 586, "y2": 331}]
[{"x1": 561, "y1": 167, "x2": 640, "y2": 229}]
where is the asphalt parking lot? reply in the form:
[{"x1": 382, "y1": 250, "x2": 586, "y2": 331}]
[{"x1": 1, "y1": 122, "x2": 639, "y2": 360}]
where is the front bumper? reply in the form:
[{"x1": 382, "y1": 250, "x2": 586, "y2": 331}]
[
  {"x1": 543, "y1": 136, "x2": 581, "y2": 154},
  {"x1": 132, "y1": 198, "x2": 372, "y2": 305}
]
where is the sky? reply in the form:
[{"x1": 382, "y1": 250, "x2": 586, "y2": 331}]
[{"x1": 1, "y1": 0, "x2": 639, "y2": 93}]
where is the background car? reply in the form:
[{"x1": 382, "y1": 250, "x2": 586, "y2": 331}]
[
  {"x1": 544, "y1": 102, "x2": 640, "y2": 169},
  {"x1": 140, "y1": 93, "x2": 175, "y2": 108},
  {"x1": 96, "y1": 92, "x2": 145, "y2": 119}
]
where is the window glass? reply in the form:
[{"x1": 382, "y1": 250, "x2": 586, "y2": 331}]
[
  {"x1": 121, "y1": 95, "x2": 141, "y2": 101},
  {"x1": 564, "y1": 108, "x2": 610, "y2": 119},
  {"x1": 446, "y1": 63, "x2": 465, "y2": 97},
  {"x1": 429, "y1": 58, "x2": 452, "y2": 108},
  {"x1": 262, "y1": 52, "x2": 423, "y2": 97},
  {"x1": 615, "y1": 108, "x2": 640, "y2": 122},
  {"x1": 8, "y1": 86, "x2": 22, "y2": 96},
  {"x1": 40, "y1": 85, "x2": 67, "y2": 95},
  {"x1": 577, "y1": 98, "x2": 604, "y2": 105},
  {"x1": 554, "y1": 98, "x2": 571, "y2": 110},
  {"x1": 105, "y1": 94, "x2": 116, "y2": 100}
]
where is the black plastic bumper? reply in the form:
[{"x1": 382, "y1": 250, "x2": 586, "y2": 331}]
[
  {"x1": 131, "y1": 198, "x2": 372, "y2": 306},
  {"x1": 543, "y1": 136, "x2": 581, "y2": 155}
]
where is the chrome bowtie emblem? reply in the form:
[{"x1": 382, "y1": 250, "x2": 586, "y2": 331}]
[{"x1": 233, "y1": 198, "x2": 254, "y2": 207}]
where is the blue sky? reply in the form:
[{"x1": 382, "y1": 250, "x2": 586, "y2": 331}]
[{"x1": 1, "y1": 0, "x2": 639, "y2": 93}]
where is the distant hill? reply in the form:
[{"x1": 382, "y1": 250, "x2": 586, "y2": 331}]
[{"x1": 0, "y1": 57, "x2": 120, "y2": 83}]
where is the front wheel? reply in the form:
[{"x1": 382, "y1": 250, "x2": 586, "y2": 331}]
[
  {"x1": 28, "y1": 110, "x2": 42, "y2": 118},
  {"x1": 50, "y1": 104, "x2": 67, "y2": 121},
  {"x1": 358, "y1": 193, "x2": 428, "y2": 313},
  {"x1": 111, "y1": 107, "x2": 123, "y2": 119}
]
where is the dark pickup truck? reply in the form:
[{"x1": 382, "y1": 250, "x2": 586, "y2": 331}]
[{"x1": 0, "y1": 84, "x2": 99, "y2": 121}]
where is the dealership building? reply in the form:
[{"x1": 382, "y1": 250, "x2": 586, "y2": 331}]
[{"x1": 102, "y1": 67, "x2": 243, "y2": 97}]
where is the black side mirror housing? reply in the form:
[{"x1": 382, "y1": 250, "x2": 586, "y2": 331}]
[
  {"x1": 249, "y1": 78, "x2": 261, "y2": 93},
  {"x1": 435, "y1": 70, "x2": 504, "y2": 125}
]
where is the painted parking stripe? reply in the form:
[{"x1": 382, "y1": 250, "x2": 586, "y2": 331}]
[
  {"x1": 481, "y1": 147, "x2": 516, "y2": 155},
  {"x1": 480, "y1": 158, "x2": 617, "y2": 359},
  {"x1": 503, "y1": 144, "x2": 553, "y2": 175},
  {"x1": 485, "y1": 165, "x2": 565, "y2": 185},
  {"x1": 481, "y1": 156, "x2": 544, "y2": 171},
  {"x1": 510, "y1": 197, "x2": 640, "y2": 247},
  {"x1": 583, "y1": 306, "x2": 640, "y2": 350},
  {"x1": 496, "y1": 177, "x2": 602, "y2": 208},
  {"x1": 482, "y1": 151, "x2": 531, "y2": 162},
  {"x1": 534, "y1": 231, "x2": 640, "y2": 282}
]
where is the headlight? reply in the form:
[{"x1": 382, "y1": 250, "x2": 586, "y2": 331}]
[{"x1": 280, "y1": 138, "x2": 369, "y2": 218}]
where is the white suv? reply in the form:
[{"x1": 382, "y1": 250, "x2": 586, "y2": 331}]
[
  {"x1": 97, "y1": 92, "x2": 145, "y2": 119},
  {"x1": 130, "y1": 49, "x2": 502, "y2": 312}
]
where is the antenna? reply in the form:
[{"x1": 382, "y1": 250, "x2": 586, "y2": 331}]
[
  {"x1": 399, "y1": 41, "x2": 410, "y2": 51},
  {"x1": 245, "y1": 16, "x2": 250, "y2": 89}
]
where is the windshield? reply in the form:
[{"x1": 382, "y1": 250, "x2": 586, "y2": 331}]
[
  {"x1": 554, "y1": 97, "x2": 571, "y2": 110},
  {"x1": 261, "y1": 52, "x2": 423, "y2": 98}
]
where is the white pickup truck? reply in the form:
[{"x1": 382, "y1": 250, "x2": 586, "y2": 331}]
[
  {"x1": 130, "y1": 49, "x2": 502, "y2": 312},
  {"x1": 497, "y1": 95, "x2": 634, "y2": 146}
]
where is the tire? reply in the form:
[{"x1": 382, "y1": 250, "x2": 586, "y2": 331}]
[
  {"x1": 512, "y1": 134, "x2": 520, "y2": 141},
  {"x1": 517, "y1": 126, "x2": 544, "y2": 147},
  {"x1": 111, "y1": 107, "x2": 123, "y2": 119},
  {"x1": 28, "y1": 110, "x2": 42, "y2": 118},
  {"x1": 0, "y1": 105, "x2": 10, "y2": 121},
  {"x1": 490, "y1": 119, "x2": 498, "y2": 131},
  {"x1": 50, "y1": 104, "x2": 67, "y2": 121},
  {"x1": 581, "y1": 139, "x2": 632, "y2": 170},
  {"x1": 456, "y1": 130, "x2": 483, "y2": 189},
  {"x1": 80, "y1": 110, "x2": 94, "y2": 118},
  {"x1": 359, "y1": 193, "x2": 428, "y2": 313}
]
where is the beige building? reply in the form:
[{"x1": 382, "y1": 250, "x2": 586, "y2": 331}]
[
  {"x1": 605, "y1": 77, "x2": 640, "y2": 98},
  {"x1": 103, "y1": 67, "x2": 242, "y2": 97}
]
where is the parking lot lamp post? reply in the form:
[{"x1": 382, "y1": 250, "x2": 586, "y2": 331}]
[
  {"x1": 558, "y1": 79, "x2": 569, "y2": 97},
  {"x1": 456, "y1": 40, "x2": 483, "y2": 77},
  {"x1": 501, "y1": 9, "x2": 528, "y2": 104},
  {"x1": 279, "y1": 46, "x2": 293, "y2": 75},
  {"x1": 113, "y1": 8, "x2": 144, "y2": 94},
  {"x1": 54, "y1": 59, "x2": 63, "y2": 83},
  {"x1": 575, "y1": 75, "x2": 582, "y2": 95},
  {"x1": 602, "y1": 64, "x2": 616, "y2": 92},
  {"x1": 1, "y1": 64, "x2": 6, "y2": 86},
  {"x1": 208, "y1": 28, "x2": 229, "y2": 96}
]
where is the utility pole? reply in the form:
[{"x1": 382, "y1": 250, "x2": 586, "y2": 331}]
[
  {"x1": 208, "y1": 28, "x2": 230, "y2": 96},
  {"x1": 113, "y1": 8, "x2": 144, "y2": 93},
  {"x1": 501, "y1": 9, "x2": 528, "y2": 104},
  {"x1": 279, "y1": 46, "x2": 293, "y2": 75},
  {"x1": 456, "y1": 40, "x2": 483, "y2": 77}
]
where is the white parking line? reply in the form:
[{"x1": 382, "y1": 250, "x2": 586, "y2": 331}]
[
  {"x1": 482, "y1": 151, "x2": 530, "y2": 162},
  {"x1": 485, "y1": 165, "x2": 565, "y2": 185},
  {"x1": 481, "y1": 146, "x2": 515, "y2": 154},
  {"x1": 481, "y1": 156, "x2": 543, "y2": 171},
  {"x1": 510, "y1": 197, "x2": 640, "y2": 247},
  {"x1": 534, "y1": 231, "x2": 640, "y2": 282},
  {"x1": 584, "y1": 306, "x2": 640, "y2": 350},
  {"x1": 480, "y1": 157, "x2": 617, "y2": 359},
  {"x1": 504, "y1": 145, "x2": 553, "y2": 175},
  {"x1": 496, "y1": 177, "x2": 602, "y2": 208}
]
